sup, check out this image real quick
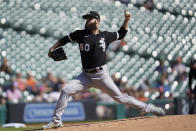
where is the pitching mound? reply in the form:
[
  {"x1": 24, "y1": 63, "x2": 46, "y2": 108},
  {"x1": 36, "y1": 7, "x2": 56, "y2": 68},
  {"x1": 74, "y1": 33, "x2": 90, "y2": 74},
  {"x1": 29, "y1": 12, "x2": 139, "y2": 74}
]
[{"x1": 47, "y1": 115, "x2": 196, "y2": 131}]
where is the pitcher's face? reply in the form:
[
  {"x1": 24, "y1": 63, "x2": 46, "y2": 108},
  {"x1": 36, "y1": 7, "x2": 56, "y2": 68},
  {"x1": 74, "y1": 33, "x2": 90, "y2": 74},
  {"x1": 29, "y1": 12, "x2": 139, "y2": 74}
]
[{"x1": 85, "y1": 16, "x2": 99, "y2": 31}]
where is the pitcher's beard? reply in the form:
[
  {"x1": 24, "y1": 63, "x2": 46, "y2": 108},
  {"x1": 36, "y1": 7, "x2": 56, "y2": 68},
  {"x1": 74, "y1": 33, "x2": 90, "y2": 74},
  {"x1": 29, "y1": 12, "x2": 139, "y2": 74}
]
[{"x1": 85, "y1": 22, "x2": 97, "y2": 31}]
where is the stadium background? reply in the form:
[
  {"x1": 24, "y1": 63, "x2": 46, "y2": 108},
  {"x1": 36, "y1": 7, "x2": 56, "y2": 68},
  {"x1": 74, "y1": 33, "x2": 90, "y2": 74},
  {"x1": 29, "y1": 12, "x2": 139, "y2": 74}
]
[{"x1": 0, "y1": 0, "x2": 196, "y2": 130}]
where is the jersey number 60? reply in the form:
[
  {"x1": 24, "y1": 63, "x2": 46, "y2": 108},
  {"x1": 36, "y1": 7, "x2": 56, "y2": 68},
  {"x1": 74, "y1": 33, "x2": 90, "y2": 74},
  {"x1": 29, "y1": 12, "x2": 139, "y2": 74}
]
[{"x1": 80, "y1": 43, "x2": 89, "y2": 51}]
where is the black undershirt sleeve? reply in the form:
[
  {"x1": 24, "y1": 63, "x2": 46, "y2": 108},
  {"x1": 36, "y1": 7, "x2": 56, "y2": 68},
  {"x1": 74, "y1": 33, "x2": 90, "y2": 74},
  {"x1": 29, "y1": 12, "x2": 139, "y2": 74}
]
[
  {"x1": 117, "y1": 26, "x2": 128, "y2": 40},
  {"x1": 58, "y1": 36, "x2": 71, "y2": 46}
]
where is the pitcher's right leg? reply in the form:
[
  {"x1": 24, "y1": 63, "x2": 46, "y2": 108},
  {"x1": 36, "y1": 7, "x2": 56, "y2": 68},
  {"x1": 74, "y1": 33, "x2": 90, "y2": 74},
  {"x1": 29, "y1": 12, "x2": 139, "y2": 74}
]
[{"x1": 92, "y1": 69, "x2": 165, "y2": 116}]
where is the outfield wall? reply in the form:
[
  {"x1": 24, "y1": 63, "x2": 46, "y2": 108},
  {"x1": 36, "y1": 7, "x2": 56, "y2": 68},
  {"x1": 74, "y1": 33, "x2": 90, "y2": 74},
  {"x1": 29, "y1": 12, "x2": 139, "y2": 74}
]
[{"x1": 0, "y1": 97, "x2": 195, "y2": 125}]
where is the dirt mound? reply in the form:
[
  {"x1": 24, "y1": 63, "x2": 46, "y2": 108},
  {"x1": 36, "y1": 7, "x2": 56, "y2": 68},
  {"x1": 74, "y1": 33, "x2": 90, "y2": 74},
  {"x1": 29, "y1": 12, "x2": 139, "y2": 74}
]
[{"x1": 48, "y1": 115, "x2": 196, "y2": 131}]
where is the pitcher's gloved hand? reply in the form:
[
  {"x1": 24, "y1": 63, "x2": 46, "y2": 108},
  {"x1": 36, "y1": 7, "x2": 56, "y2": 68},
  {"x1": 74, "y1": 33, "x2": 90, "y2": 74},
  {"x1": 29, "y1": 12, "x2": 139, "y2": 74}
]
[{"x1": 49, "y1": 47, "x2": 67, "y2": 61}]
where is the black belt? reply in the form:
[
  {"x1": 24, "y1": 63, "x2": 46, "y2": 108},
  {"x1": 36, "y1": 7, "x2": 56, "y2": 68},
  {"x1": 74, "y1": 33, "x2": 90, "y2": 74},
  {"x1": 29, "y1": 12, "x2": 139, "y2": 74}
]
[{"x1": 83, "y1": 66, "x2": 103, "y2": 73}]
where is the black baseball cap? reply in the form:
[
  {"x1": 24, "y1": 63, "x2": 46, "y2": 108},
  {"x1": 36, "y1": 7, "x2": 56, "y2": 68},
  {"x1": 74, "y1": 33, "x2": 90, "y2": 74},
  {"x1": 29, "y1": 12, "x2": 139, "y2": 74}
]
[{"x1": 82, "y1": 11, "x2": 100, "y2": 20}]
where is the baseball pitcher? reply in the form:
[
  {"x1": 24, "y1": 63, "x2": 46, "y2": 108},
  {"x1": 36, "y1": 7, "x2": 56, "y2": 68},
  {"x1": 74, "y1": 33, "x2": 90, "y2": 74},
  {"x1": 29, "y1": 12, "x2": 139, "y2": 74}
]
[{"x1": 42, "y1": 10, "x2": 165, "y2": 129}]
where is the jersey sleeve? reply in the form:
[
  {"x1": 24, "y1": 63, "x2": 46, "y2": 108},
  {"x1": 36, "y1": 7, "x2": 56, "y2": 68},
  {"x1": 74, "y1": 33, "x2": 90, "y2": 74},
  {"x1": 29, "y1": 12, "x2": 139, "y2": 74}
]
[
  {"x1": 105, "y1": 26, "x2": 128, "y2": 45},
  {"x1": 58, "y1": 30, "x2": 81, "y2": 45},
  {"x1": 68, "y1": 30, "x2": 81, "y2": 42},
  {"x1": 105, "y1": 32, "x2": 119, "y2": 44}
]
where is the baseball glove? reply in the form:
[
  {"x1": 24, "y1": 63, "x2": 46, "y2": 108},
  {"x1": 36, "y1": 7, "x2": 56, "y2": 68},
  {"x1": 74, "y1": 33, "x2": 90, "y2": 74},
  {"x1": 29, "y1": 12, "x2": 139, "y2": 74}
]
[{"x1": 50, "y1": 47, "x2": 67, "y2": 61}]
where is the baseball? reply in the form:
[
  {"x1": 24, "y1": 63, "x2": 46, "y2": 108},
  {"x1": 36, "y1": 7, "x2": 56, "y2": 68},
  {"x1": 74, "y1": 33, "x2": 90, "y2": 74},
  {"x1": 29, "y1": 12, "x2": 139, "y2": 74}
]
[
  {"x1": 125, "y1": 11, "x2": 130, "y2": 16},
  {"x1": 125, "y1": 11, "x2": 130, "y2": 14}
]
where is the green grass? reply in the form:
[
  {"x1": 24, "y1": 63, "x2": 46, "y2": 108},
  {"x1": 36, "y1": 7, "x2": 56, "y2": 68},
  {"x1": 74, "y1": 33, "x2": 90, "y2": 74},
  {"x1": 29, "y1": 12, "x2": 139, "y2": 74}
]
[
  {"x1": 0, "y1": 124, "x2": 42, "y2": 131},
  {"x1": 0, "y1": 120, "x2": 109, "y2": 131}
]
